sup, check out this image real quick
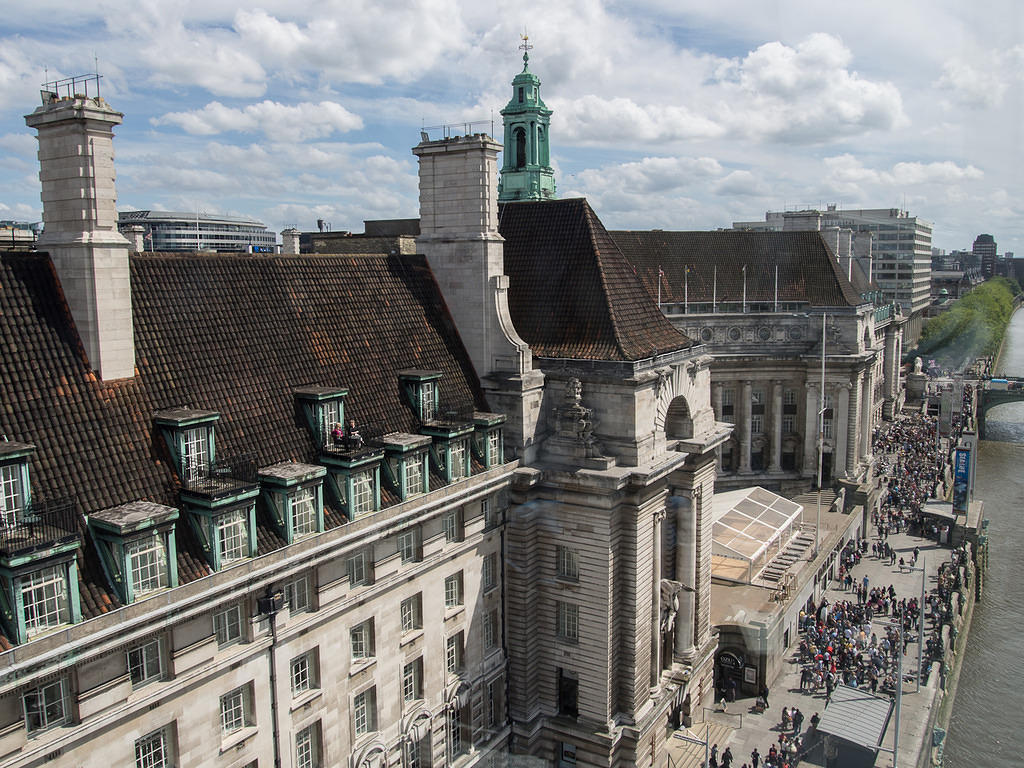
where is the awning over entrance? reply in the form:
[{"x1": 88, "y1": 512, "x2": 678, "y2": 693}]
[
  {"x1": 710, "y1": 486, "x2": 802, "y2": 584},
  {"x1": 817, "y1": 684, "x2": 893, "y2": 752},
  {"x1": 922, "y1": 499, "x2": 956, "y2": 522}
]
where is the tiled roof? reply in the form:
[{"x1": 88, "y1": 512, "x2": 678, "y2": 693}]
[
  {"x1": 0, "y1": 251, "x2": 485, "y2": 624},
  {"x1": 609, "y1": 230, "x2": 864, "y2": 308},
  {"x1": 498, "y1": 199, "x2": 694, "y2": 361}
]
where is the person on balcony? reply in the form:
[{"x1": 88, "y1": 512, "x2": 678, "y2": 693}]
[
  {"x1": 331, "y1": 423, "x2": 345, "y2": 447},
  {"x1": 345, "y1": 418, "x2": 363, "y2": 447}
]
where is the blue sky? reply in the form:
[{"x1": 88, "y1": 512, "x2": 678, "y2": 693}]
[{"x1": 2, "y1": 0, "x2": 1022, "y2": 253}]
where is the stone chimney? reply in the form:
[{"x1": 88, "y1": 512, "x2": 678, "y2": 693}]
[
  {"x1": 412, "y1": 133, "x2": 544, "y2": 460},
  {"x1": 125, "y1": 225, "x2": 147, "y2": 252},
  {"x1": 25, "y1": 87, "x2": 135, "y2": 380},
  {"x1": 281, "y1": 227, "x2": 301, "y2": 254}
]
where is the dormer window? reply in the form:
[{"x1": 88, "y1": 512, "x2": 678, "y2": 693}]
[
  {"x1": 0, "y1": 463, "x2": 25, "y2": 529},
  {"x1": 380, "y1": 433, "x2": 432, "y2": 501},
  {"x1": 182, "y1": 426, "x2": 210, "y2": 483},
  {"x1": 153, "y1": 409, "x2": 220, "y2": 483},
  {"x1": 88, "y1": 501, "x2": 179, "y2": 605},
  {"x1": 472, "y1": 413, "x2": 506, "y2": 469},
  {"x1": 218, "y1": 508, "x2": 251, "y2": 564},
  {"x1": 449, "y1": 440, "x2": 468, "y2": 481},
  {"x1": 398, "y1": 371, "x2": 442, "y2": 423},
  {"x1": 293, "y1": 386, "x2": 349, "y2": 451},
  {"x1": 259, "y1": 463, "x2": 327, "y2": 544}
]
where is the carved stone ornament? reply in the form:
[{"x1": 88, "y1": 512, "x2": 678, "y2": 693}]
[
  {"x1": 541, "y1": 377, "x2": 614, "y2": 470},
  {"x1": 660, "y1": 579, "x2": 685, "y2": 633}
]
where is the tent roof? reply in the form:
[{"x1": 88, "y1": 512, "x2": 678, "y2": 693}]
[{"x1": 817, "y1": 685, "x2": 894, "y2": 751}]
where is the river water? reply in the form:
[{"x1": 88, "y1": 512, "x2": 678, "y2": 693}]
[{"x1": 944, "y1": 308, "x2": 1024, "y2": 765}]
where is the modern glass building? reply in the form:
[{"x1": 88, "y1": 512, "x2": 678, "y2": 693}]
[{"x1": 118, "y1": 210, "x2": 277, "y2": 252}]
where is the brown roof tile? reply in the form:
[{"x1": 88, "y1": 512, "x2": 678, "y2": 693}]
[
  {"x1": 498, "y1": 199, "x2": 694, "y2": 361},
  {"x1": 609, "y1": 230, "x2": 864, "y2": 308}
]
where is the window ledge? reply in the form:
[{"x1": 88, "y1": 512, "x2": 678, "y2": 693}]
[
  {"x1": 444, "y1": 606, "x2": 465, "y2": 621},
  {"x1": 219, "y1": 725, "x2": 258, "y2": 754},
  {"x1": 289, "y1": 688, "x2": 323, "y2": 713},
  {"x1": 400, "y1": 629, "x2": 424, "y2": 647},
  {"x1": 349, "y1": 658, "x2": 377, "y2": 677}
]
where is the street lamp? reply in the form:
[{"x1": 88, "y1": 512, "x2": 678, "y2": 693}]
[{"x1": 814, "y1": 312, "x2": 827, "y2": 558}]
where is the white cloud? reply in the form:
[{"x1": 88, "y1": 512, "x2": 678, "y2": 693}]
[
  {"x1": 0, "y1": 133, "x2": 36, "y2": 155},
  {"x1": 153, "y1": 101, "x2": 363, "y2": 141},
  {"x1": 824, "y1": 154, "x2": 983, "y2": 186},
  {"x1": 936, "y1": 46, "x2": 1024, "y2": 108}
]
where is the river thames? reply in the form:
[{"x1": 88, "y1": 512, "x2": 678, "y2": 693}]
[{"x1": 944, "y1": 308, "x2": 1024, "y2": 766}]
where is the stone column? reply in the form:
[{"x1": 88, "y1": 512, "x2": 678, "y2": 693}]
[
  {"x1": 770, "y1": 380, "x2": 783, "y2": 472},
  {"x1": 803, "y1": 382, "x2": 818, "y2": 476},
  {"x1": 712, "y1": 382, "x2": 723, "y2": 421},
  {"x1": 860, "y1": 371, "x2": 873, "y2": 464},
  {"x1": 674, "y1": 495, "x2": 696, "y2": 660},
  {"x1": 739, "y1": 380, "x2": 752, "y2": 473},
  {"x1": 883, "y1": 326, "x2": 897, "y2": 419},
  {"x1": 651, "y1": 509, "x2": 665, "y2": 687},
  {"x1": 846, "y1": 374, "x2": 862, "y2": 476},
  {"x1": 835, "y1": 384, "x2": 849, "y2": 481}
]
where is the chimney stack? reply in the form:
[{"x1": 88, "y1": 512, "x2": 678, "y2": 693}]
[
  {"x1": 25, "y1": 84, "x2": 135, "y2": 380},
  {"x1": 281, "y1": 228, "x2": 301, "y2": 254}
]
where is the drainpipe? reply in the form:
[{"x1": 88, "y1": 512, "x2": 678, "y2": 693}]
[{"x1": 258, "y1": 588, "x2": 286, "y2": 768}]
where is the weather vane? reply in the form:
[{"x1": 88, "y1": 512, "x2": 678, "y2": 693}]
[{"x1": 520, "y1": 29, "x2": 533, "y2": 67}]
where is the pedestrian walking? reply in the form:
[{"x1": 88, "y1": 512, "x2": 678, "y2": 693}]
[
  {"x1": 751, "y1": 747, "x2": 760, "y2": 768},
  {"x1": 722, "y1": 746, "x2": 734, "y2": 768},
  {"x1": 710, "y1": 743, "x2": 719, "y2": 768}
]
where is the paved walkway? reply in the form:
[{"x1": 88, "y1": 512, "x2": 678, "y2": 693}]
[{"x1": 665, "y1": 524, "x2": 951, "y2": 768}]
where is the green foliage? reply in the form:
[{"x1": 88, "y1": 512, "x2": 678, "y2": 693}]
[{"x1": 913, "y1": 278, "x2": 1019, "y2": 369}]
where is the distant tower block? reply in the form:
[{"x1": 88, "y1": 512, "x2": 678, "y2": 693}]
[
  {"x1": 25, "y1": 76, "x2": 135, "y2": 380},
  {"x1": 498, "y1": 36, "x2": 557, "y2": 202}
]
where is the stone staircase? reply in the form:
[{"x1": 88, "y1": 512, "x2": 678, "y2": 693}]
[{"x1": 788, "y1": 488, "x2": 837, "y2": 512}]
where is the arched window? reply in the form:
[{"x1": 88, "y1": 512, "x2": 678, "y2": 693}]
[
  {"x1": 514, "y1": 127, "x2": 526, "y2": 169},
  {"x1": 664, "y1": 397, "x2": 694, "y2": 440}
]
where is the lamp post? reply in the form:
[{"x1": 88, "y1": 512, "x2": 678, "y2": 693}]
[{"x1": 904, "y1": 558, "x2": 927, "y2": 693}]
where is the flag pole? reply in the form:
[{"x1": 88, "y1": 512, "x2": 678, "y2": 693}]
[
  {"x1": 742, "y1": 265, "x2": 747, "y2": 313},
  {"x1": 713, "y1": 266, "x2": 717, "y2": 313},
  {"x1": 774, "y1": 264, "x2": 779, "y2": 312},
  {"x1": 658, "y1": 265, "x2": 662, "y2": 307},
  {"x1": 684, "y1": 266, "x2": 689, "y2": 314}
]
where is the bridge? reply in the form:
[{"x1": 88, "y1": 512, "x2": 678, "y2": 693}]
[{"x1": 977, "y1": 377, "x2": 1024, "y2": 438}]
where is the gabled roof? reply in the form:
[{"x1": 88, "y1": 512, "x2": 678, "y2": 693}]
[
  {"x1": 498, "y1": 198, "x2": 694, "y2": 361},
  {"x1": 609, "y1": 230, "x2": 864, "y2": 308},
  {"x1": 0, "y1": 251, "x2": 485, "y2": 623}
]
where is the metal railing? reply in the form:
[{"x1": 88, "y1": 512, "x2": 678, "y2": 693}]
[
  {"x1": 0, "y1": 496, "x2": 79, "y2": 556},
  {"x1": 182, "y1": 454, "x2": 258, "y2": 495},
  {"x1": 427, "y1": 401, "x2": 476, "y2": 427},
  {"x1": 322, "y1": 422, "x2": 385, "y2": 459}
]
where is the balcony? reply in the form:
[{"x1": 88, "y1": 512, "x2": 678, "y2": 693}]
[
  {"x1": 182, "y1": 454, "x2": 259, "y2": 500},
  {"x1": 0, "y1": 497, "x2": 79, "y2": 557},
  {"x1": 321, "y1": 422, "x2": 386, "y2": 462}
]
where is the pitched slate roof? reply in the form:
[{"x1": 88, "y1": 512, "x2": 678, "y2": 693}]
[
  {"x1": 608, "y1": 230, "x2": 864, "y2": 308},
  {"x1": 498, "y1": 198, "x2": 694, "y2": 361},
  {"x1": 0, "y1": 251, "x2": 485, "y2": 624}
]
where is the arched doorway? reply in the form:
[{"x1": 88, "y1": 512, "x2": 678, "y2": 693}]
[{"x1": 514, "y1": 127, "x2": 526, "y2": 169}]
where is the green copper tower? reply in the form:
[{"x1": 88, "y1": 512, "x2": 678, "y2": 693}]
[{"x1": 498, "y1": 38, "x2": 556, "y2": 202}]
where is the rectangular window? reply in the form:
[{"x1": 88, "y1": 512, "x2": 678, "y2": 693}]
[
  {"x1": 284, "y1": 575, "x2": 311, "y2": 614},
  {"x1": 0, "y1": 463, "x2": 24, "y2": 528},
  {"x1": 21, "y1": 564, "x2": 69, "y2": 637},
  {"x1": 128, "y1": 637, "x2": 165, "y2": 688},
  {"x1": 487, "y1": 430, "x2": 501, "y2": 466},
  {"x1": 483, "y1": 552, "x2": 497, "y2": 591},
  {"x1": 782, "y1": 415, "x2": 795, "y2": 434},
  {"x1": 447, "y1": 706, "x2": 465, "y2": 761},
  {"x1": 403, "y1": 658, "x2": 423, "y2": 702},
  {"x1": 290, "y1": 650, "x2": 319, "y2": 697},
  {"x1": 350, "y1": 619, "x2": 375, "y2": 660},
  {"x1": 487, "y1": 681, "x2": 497, "y2": 728},
  {"x1": 484, "y1": 609, "x2": 498, "y2": 650},
  {"x1": 783, "y1": 388, "x2": 797, "y2": 406},
  {"x1": 23, "y1": 678, "x2": 68, "y2": 733},
  {"x1": 127, "y1": 535, "x2": 169, "y2": 597},
  {"x1": 398, "y1": 528, "x2": 422, "y2": 564},
  {"x1": 750, "y1": 414, "x2": 763, "y2": 434},
  {"x1": 182, "y1": 427, "x2": 209, "y2": 483},
  {"x1": 220, "y1": 685, "x2": 252, "y2": 735},
  {"x1": 295, "y1": 722, "x2": 321, "y2": 768},
  {"x1": 353, "y1": 687, "x2": 377, "y2": 737},
  {"x1": 350, "y1": 470, "x2": 375, "y2": 517},
  {"x1": 419, "y1": 381, "x2": 437, "y2": 421},
  {"x1": 401, "y1": 594, "x2": 423, "y2": 633},
  {"x1": 481, "y1": 496, "x2": 495, "y2": 530},
  {"x1": 445, "y1": 632, "x2": 463, "y2": 673},
  {"x1": 406, "y1": 453, "x2": 426, "y2": 497},
  {"x1": 823, "y1": 419, "x2": 834, "y2": 440},
  {"x1": 444, "y1": 572, "x2": 463, "y2": 609},
  {"x1": 443, "y1": 508, "x2": 463, "y2": 543},
  {"x1": 556, "y1": 545, "x2": 579, "y2": 580},
  {"x1": 721, "y1": 388, "x2": 734, "y2": 406},
  {"x1": 217, "y1": 508, "x2": 250, "y2": 564},
  {"x1": 347, "y1": 551, "x2": 371, "y2": 587},
  {"x1": 214, "y1": 604, "x2": 243, "y2": 648},
  {"x1": 557, "y1": 601, "x2": 579, "y2": 642},
  {"x1": 135, "y1": 726, "x2": 172, "y2": 768},
  {"x1": 291, "y1": 487, "x2": 318, "y2": 538},
  {"x1": 449, "y1": 440, "x2": 467, "y2": 481},
  {"x1": 322, "y1": 401, "x2": 342, "y2": 447}
]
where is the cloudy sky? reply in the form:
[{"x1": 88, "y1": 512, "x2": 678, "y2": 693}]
[{"x1": 2, "y1": 0, "x2": 1022, "y2": 252}]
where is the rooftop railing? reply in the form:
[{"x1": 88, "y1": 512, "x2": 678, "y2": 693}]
[
  {"x1": 0, "y1": 496, "x2": 79, "y2": 557},
  {"x1": 182, "y1": 454, "x2": 258, "y2": 497}
]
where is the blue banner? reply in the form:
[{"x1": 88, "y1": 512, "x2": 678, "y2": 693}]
[{"x1": 952, "y1": 447, "x2": 971, "y2": 514}]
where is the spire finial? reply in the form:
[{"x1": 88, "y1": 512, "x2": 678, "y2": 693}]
[{"x1": 520, "y1": 29, "x2": 533, "y2": 68}]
